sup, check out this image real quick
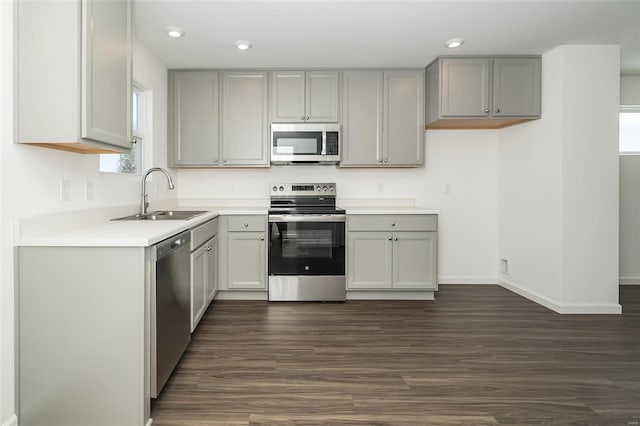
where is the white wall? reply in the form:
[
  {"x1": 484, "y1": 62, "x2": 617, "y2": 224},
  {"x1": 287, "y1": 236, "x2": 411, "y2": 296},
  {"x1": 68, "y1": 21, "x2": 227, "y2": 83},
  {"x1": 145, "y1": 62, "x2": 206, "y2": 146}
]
[
  {"x1": 499, "y1": 45, "x2": 621, "y2": 313},
  {"x1": 0, "y1": 3, "x2": 169, "y2": 420},
  {"x1": 177, "y1": 130, "x2": 500, "y2": 284},
  {"x1": 619, "y1": 75, "x2": 640, "y2": 284}
]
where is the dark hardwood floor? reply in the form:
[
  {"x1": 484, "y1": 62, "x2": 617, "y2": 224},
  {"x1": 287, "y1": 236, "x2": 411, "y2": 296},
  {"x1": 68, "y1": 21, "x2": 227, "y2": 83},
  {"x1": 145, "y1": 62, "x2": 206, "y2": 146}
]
[{"x1": 152, "y1": 285, "x2": 640, "y2": 425}]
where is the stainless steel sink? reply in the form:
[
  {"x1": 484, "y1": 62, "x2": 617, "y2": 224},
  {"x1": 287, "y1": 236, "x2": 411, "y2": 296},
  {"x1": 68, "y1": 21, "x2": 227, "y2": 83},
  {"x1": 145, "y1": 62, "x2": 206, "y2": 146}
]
[{"x1": 112, "y1": 210, "x2": 208, "y2": 221}]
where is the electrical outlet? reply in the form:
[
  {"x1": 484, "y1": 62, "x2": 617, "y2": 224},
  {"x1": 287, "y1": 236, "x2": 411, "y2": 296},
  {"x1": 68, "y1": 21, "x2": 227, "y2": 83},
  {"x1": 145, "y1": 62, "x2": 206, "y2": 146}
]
[
  {"x1": 85, "y1": 181, "x2": 94, "y2": 201},
  {"x1": 59, "y1": 180, "x2": 70, "y2": 202},
  {"x1": 377, "y1": 183, "x2": 384, "y2": 193},
  {"x1": 444, "y1": 183, "x2": 452, "y2": 194},
  {"x1": 500, "y1": 258, "x2": 509, "y2": 275}
]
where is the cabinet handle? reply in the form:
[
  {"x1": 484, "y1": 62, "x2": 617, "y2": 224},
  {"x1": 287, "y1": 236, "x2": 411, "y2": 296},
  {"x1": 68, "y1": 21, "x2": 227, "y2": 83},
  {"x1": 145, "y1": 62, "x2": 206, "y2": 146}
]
[
  {"x1": 388, "y1": 237, "x2": 393, "y2": 241},
  {"x1": 260, "y1": 237, "x2": 265, "y2": 241},
  {"x1": 394, "y1": 237, "x2": 398, "y2": 241},
  {"x1": 244, "y1": 223, "x2": 249, "y2": 227},
  {"x1": 495, "y1": 108, "x2": 500, "y2": 113},
  {"x1": 391, "y1": 222, "x2": 396, "y2": 227},
  {"x1": 484, "y1": 109, "x2": 490, "y2": 114},
  {"x1": 129, "y1": 138, "x2": 137, "y2": 144},
  {"x1": 300, "y1": 116, "x2": 305, "y2": 121},
  {"x1": 306, "y1": 115, "x2": 310, "y2": 121},
  {"x1": 223, "y1": 159, "x2": 227, "y2": 163},
  {"x1": 206, "y1": 246, "x2": 212, "y2": 251},
  {"x1": 213, "y1": 158, "x2": 218, "y2": 163},
  {"x1": 384, "y1": 159, "x2": 388, "y2": 163},
  {"x1": 379, "y1": 159, "x2": 383, "y2": 163}
]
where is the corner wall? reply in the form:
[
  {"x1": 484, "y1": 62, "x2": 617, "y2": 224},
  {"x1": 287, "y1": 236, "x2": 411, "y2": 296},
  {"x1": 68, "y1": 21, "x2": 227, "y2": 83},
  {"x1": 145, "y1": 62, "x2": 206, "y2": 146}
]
[{"x1": 498, "y1": 45, "x2": 621, "y2": 313}]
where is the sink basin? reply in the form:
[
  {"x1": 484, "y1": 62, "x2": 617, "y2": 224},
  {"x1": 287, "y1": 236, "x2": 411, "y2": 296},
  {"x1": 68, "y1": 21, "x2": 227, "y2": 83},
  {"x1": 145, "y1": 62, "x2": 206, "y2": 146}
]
[{"x1": 112, "y1": 210, "x2": 208, "y2": 221}]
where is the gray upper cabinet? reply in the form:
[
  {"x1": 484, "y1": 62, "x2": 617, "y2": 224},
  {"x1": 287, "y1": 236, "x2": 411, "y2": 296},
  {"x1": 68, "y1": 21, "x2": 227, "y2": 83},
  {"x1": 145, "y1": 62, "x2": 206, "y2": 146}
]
[
  {"x1": 426, "y1": 56, "x2": 541, "y2": 129},
  {"x1": 341, "y1": 71, "x2": 383, "y2": 166},
  {"x1": 168, "y1": 71, "x2": 219, "y2": 166},
  {"x1": 492, "y1": 58, "x2": 542, "y2": 117},
  {"x1": 221, "y1": 71, "x2": 269, "y2": 166},
  {"x1": 440, "y1": 58, "x2": 491, "y2": 117},
  {"x1": 341, "y1": 70, "x2": 424, "y2": 167},
  {"x1": 271, "y1": 71, "x2": 339, "y2": 122},
  {"x1": 16, "y1": 0, "x2": 133, "y2": 154}
]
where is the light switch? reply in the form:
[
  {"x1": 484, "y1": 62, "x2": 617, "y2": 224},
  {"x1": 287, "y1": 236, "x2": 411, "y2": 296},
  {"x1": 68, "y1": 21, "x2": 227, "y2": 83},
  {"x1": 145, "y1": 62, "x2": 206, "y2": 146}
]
[
  {"x1": 59, "y1": 180, "x2": 71, "y2": 202},
  {"x1": 85, "y1": 181, "x2": 94, "y2": 201}
]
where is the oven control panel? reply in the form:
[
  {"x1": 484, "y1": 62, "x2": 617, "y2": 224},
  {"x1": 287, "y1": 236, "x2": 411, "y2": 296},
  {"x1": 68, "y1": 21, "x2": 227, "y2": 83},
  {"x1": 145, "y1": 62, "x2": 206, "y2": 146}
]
[{"x1": 271, "y1": 183, "x2": 336, "y2": 196}]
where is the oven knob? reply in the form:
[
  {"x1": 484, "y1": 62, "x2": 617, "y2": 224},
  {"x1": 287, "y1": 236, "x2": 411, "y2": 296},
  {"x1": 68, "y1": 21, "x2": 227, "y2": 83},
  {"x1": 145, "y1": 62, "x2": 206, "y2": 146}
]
[
  {"x1": 279, "y1": 186, "x2": 284, "y2": 191},
  {"x1": 272, "y1": 186, "x2": 277, "y2": 191},
  {"x1": 329, "y1": 185, "x2": 334, "y2": 191},
  {"x1": 316, "y1": 186, "x2": 321, "y2": 191},
  {"x1": 322, "y1": 185, "x2": 328, "y2": 191}
]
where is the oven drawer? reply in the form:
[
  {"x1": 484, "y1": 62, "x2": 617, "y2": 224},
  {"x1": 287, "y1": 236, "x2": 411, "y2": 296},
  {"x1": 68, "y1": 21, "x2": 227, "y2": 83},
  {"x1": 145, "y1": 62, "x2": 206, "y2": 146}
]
[
  {"x1": 348, "y1": 214, "x2": 437, "y2": 232},
  {"x1": 228, "y1": 215, "x2": 266, "y2": 232}
]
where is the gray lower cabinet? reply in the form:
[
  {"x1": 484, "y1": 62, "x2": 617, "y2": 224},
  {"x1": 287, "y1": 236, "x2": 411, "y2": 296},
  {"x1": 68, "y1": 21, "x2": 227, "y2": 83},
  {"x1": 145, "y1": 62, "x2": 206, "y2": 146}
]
[
  {"x1": 169, "y1": 71, "x2": 219, "y2": 166},
  {"x1": 227, "y1": 216, "x2": 267, "y2": 290},
  {"x1": 190, "y1": 218, "x2": 218, "y2": 331},
  {"x1": 16, "y1": 0, "x2": 133, "y2": 154},
  {"x1": 271, "y1": 71, "x2": 339, "y2": 122},
  {"x1": 347, "y1": 214, "x2": 437, "y2": 291},
  {"x1": 341, "y1": 70, "x2": 424, "y2": 167},
  {"x1": 426, "y1": 56, "x2": 541, "y2": 129}
]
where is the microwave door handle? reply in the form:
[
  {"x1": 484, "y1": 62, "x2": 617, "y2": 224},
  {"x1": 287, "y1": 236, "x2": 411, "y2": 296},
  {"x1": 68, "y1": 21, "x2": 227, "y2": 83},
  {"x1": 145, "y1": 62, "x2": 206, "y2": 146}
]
[{"x1": 321, "y1": 131, "x2": 327, "y2": 156}]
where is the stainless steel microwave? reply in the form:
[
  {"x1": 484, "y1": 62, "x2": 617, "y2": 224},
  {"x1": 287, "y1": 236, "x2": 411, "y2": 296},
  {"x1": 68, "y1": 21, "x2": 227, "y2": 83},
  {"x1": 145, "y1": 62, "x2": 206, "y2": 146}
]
[{"x1": 270, "y1": 123, "x2": 340, "y2": 164}]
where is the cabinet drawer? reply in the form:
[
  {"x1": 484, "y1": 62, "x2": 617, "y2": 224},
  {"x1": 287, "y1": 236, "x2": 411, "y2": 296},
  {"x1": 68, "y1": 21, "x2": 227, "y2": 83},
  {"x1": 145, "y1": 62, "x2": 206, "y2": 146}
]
[
  {"x1": 191, "y1": 217, "x2": 218, "y2": 250},
  {"x1": 228, "y1": 215, "x2": 266, "y2": 232},
  {"x1": 348, "y1": 214, "x2": 437, "y2": 232}
]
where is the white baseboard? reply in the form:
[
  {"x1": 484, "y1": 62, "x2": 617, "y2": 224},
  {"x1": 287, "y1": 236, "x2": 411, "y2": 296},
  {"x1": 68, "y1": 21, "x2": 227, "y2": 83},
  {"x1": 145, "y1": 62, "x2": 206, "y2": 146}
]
[
  {"x1": 499, "y1": 278, "x2": 622, "y2": 314},
  {"x1": 347, "y1": 291, "x2": 434, "y2": 300},
  {"x1": 2, "y1": 414, "x2": 17, "y2": 426},
  {"x1": 214, "y1": 291, "x2": 268, "y2": 301},
  {"x1": 438, "y1": 277, "x2": 497, "y2": 284},
  {"x1": 620, "y1": 277, "x2": 640, "y2": 285}
]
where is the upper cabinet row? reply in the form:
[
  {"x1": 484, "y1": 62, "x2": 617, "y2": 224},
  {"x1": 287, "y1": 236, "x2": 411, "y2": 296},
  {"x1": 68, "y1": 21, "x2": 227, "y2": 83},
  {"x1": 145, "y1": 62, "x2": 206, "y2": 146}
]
[
  {"x1": 15, "y1": 0, "x2": 134, "y2": 153},
  {"x1": 169, "y1": 69, "x2": 424, "y2": 168},
  {"x1": 426, "y1": 56, "x2": 541, "y2": 129}
]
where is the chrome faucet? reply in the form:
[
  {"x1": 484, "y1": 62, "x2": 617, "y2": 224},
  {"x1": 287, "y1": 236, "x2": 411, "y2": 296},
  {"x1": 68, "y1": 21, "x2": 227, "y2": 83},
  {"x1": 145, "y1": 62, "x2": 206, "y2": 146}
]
[{"x1": 140, "y1": 168, "x2": 175, "y2": 216}]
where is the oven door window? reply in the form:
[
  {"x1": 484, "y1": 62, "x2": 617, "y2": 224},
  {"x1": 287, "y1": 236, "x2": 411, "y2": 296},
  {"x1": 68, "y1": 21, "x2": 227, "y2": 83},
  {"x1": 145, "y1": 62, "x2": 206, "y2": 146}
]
[
  {"x1": 269, "y1": 221, "x2": 345, "y2": 275},
  {"x1": 273, "y1": 132, "x2": 322, "y2": 156}
]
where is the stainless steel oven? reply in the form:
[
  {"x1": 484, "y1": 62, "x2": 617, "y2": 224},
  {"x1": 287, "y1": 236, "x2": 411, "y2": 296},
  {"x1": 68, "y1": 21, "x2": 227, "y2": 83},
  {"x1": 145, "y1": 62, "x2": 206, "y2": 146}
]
[{"x1": 268, "y1": 183, "x2": 346, "y2": 301}]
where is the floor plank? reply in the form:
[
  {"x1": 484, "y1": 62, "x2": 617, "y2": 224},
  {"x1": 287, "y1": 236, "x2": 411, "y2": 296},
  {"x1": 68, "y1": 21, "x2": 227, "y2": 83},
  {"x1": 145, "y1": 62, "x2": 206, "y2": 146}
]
[{"x1": 151, "y1": 285, "x2": 640, "y2": 425}]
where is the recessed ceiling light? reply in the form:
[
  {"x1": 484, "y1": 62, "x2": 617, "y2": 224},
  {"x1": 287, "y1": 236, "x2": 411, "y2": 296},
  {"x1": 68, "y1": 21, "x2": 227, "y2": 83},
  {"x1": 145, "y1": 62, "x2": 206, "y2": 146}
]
[
  {"x1": 235, "y1": 40, "x2": 252, "y2": 50},
  {"x1": 166, "y1": 27, "x2": 185, "y2": 38},
  {"x1": 445, "y1": 38, "x2": 465, "y2": 48}
]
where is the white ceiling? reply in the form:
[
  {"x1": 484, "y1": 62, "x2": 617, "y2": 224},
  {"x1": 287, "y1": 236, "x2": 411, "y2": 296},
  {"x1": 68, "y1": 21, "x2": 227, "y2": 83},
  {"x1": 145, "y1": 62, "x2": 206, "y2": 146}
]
[{"x1": 134, "y1": 0, "x2": 640, "y2": 74}]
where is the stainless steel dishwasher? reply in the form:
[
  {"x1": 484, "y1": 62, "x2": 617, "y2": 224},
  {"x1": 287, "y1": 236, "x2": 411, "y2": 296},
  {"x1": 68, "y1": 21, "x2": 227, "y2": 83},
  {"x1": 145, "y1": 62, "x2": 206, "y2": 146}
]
[{"x1": 151, "y1": 230, "x2": 191, "y2": 398}]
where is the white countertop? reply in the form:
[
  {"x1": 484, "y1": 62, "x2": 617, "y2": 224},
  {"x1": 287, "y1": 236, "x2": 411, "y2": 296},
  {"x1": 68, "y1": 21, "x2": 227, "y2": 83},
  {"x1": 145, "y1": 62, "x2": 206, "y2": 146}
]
[
  {"x1": 15, "y1": 200, "x2": 437, "y2": 248},
  {"x1": 16, "y1": 207, "x2": 267, "y2": 248},
  {"x1": 342, "y1": 207, "x2": 439, "y2": 215}
]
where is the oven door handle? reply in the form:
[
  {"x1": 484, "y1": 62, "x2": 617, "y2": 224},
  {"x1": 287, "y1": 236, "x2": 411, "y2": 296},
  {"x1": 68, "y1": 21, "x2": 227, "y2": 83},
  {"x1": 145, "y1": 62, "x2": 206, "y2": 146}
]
[{"x1": 269, "y1": 214, "x2": 346, "y2": 223}]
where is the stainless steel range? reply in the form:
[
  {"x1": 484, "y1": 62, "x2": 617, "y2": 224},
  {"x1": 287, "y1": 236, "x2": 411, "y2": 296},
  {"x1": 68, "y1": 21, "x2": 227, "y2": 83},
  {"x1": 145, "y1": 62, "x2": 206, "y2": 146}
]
[{"x1": 268, "y1": 183, "x2": 346, "y2": 301}]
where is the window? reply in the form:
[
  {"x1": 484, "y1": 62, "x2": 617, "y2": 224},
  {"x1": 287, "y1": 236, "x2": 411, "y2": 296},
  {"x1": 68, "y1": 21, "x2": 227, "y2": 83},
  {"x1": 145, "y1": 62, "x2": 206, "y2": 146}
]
[
  {"x1": 100, "y1": 88, "x2": 144, "y2": 173},
  {"x1": 619, "y1": 107, "x2": 640, "y2": 154}
]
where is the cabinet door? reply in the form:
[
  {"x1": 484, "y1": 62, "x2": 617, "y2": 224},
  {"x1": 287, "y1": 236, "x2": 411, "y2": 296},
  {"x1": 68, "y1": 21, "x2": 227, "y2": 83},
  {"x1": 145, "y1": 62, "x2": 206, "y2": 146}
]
[
  {"x1": 341, "y1": 71, "x2": 383, "y2": 166},
  {"x1": 347, "y1": 232, "x2": 392, "y2": 289},
  {"x1": 169, "y1": 71, "x2": 219, "y2": 166},
  {"x1": 392, "y1": 232, "x2": 437, "y2": 290},
  {"x1": 271, "y1": 71, "x2": 306, "y2": 122},
  {"x1": 221, "y1": 72, "x2": 269, "y2": 165},
  {"x1": 81, "y1": 0, "x2": 133, "y2": 149},
  {"x1": 306, "y1": 71, "x2": 339, "y2": 122},
  {"x1": 383, "y1": 70, "x2": 424, "y2": 166},
  {"x1": 191, "y1": 243, "x2": 207, "y2": 332},
  {"x1": 206, "y1": 237, "x2": 218, "y2": 302},
  {"x1": 228, "y1": 232, "x2": 266, "y2": 289},
  {"x1": 441, "y1": 58, "x2": 490, "y2": 117},
  {"x1": 492, "y1": 58, "x2": 541, "y2": 117}
]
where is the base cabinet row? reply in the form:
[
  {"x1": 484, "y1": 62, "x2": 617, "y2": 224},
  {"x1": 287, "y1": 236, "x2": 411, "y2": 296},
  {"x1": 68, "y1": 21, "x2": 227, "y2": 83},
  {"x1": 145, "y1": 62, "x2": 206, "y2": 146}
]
[{"x1": 347, "y1": 232, "x2": 437, "y2": 290}]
